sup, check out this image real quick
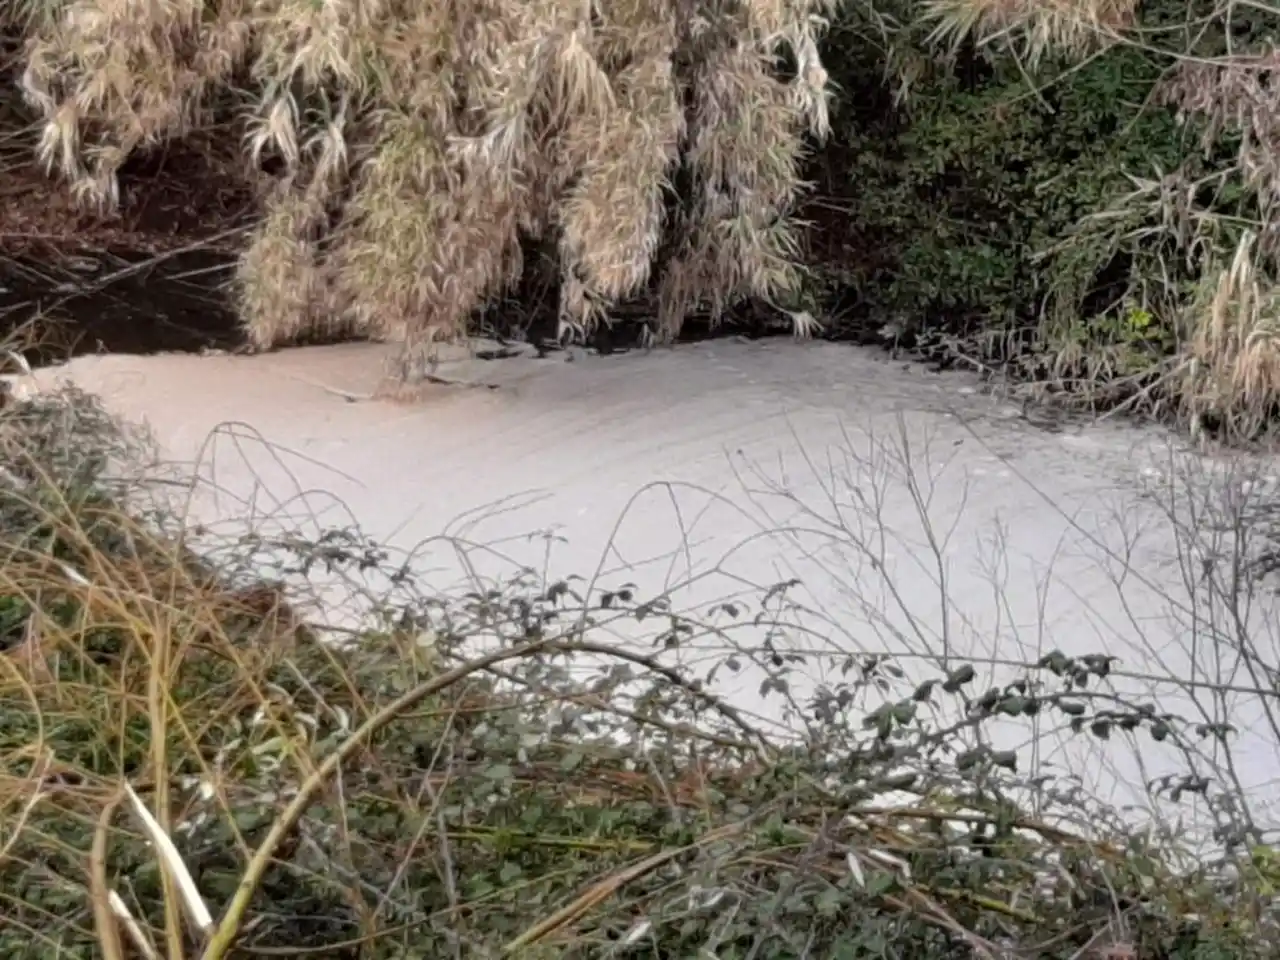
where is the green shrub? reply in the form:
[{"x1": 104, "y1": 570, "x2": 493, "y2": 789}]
[
  {"x1": 809, "y1": 0, "x2": 1280, "y2": 431},
  {"x1": 814, "y1": 2, "x2": 1193, "y2": 343}
]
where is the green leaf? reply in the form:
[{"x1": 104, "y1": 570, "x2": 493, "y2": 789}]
[
  {"x1": 997, "y1": 695, "x2": 1026, "y2": 716},
  {"x1": 880, "y1": 771, "x2": 918, "y2": 792},
  {"x1": 891, "y1": 700, "x2": 917, "y2": 725},
  {"x1": 942, "y1": 664, "x2": 976, "y2": 692},
  {"x1": 484, "y1": 763, "x2": 513, "y2": 782},
  {"x1": 912, "y1": 680, "x2": 937, "y2": 702},
  {"x1": 815, "y1": 887, "x2": 842, "y2": 917},
  {"x1": 866, "y1": 871, "x2": 897, "y2": 897}
]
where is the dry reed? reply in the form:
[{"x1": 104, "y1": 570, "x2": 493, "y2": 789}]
[
  {"x1": 16, "y1": 0, "x2": 841, "y2": 382},
  {"x1": 1180, "y1": 232, "x2": 1280, "y2": 438}
]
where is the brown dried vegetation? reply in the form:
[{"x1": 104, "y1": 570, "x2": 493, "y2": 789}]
[
  {"x1": 13, "y1": 0, "x2": 840, "y2": 381},
  {"x1": 1149, "y1": 51, "x2": 1280, "y2": 435},
  {"x1": 919, "y1": 0, "x2": 1137, "y2": 67},
  {"x1": 1159, "y1": 51, "x2": 1280, "y2": 258}
]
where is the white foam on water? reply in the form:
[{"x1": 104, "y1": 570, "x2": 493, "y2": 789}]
[{"x1": 25, "y1": 337, "x2": 1280, "y2": 844}]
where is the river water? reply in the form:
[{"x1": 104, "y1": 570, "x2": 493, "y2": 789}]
[{"x1": 17, "y1": 336, "x2": 1280, "y2": 848}]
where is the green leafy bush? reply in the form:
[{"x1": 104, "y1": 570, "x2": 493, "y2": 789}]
[
  {"x1": 813, "y1": 2, "x2": 1197, "y2": 350},
  {"x1": 806, "y1": 0, "x2": 1280, "y2": 434}
]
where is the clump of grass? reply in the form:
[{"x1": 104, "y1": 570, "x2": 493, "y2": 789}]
[
  {"x1": 16, "y1": 1, "x2": 838, "y2": 380},
  {"x1": 2, "y1": 363, "x2": 1278, "y2": 957},
  {"x1": 919, "y1": 0, "x2": 1137, "y2": 67},
  {"x1": 1178, "y1": 233, "x2": 1280, "y2": 440}
]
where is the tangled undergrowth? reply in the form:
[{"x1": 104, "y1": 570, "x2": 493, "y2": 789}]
[
  {"x1": 2, "y1": 361, "x2": 1280, "y2": 957},
  {"x1": 810, "y1": 0, "x2": 1280, "y2": 442}
]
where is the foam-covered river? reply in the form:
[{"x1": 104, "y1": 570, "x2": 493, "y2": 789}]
[{"x1": 20, "y1": 337, "x2": 1280, "y2": 845}]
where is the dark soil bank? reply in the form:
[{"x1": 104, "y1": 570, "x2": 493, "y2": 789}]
[
  {"x1": 0, "y1": 249, "x2": 245, "y2": 366},
  {"x1": 0, "y1": 245, "x2": 851, "y2": 370},
  {"x1": 0, "y1": 159, "x2": 876, "y2": 370}
]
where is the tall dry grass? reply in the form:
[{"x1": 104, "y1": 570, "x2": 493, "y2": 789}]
[
  {"x1": 1179, "y1": 232, "x2": 1280, "y2": 439},
  {"x1": 1158, "y1": 51, "x2": 1280, "y2": 439},
  {"x1": 919, "y1": 0, "x2": 1137, "y2": 67},
  {"x1": 14, "y1": 0, "x2": 839, "y2": 381}
]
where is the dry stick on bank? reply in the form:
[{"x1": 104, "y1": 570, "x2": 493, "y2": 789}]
[{"x1": 89, "y1": 794, "x2": 127, "y2": 960}]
